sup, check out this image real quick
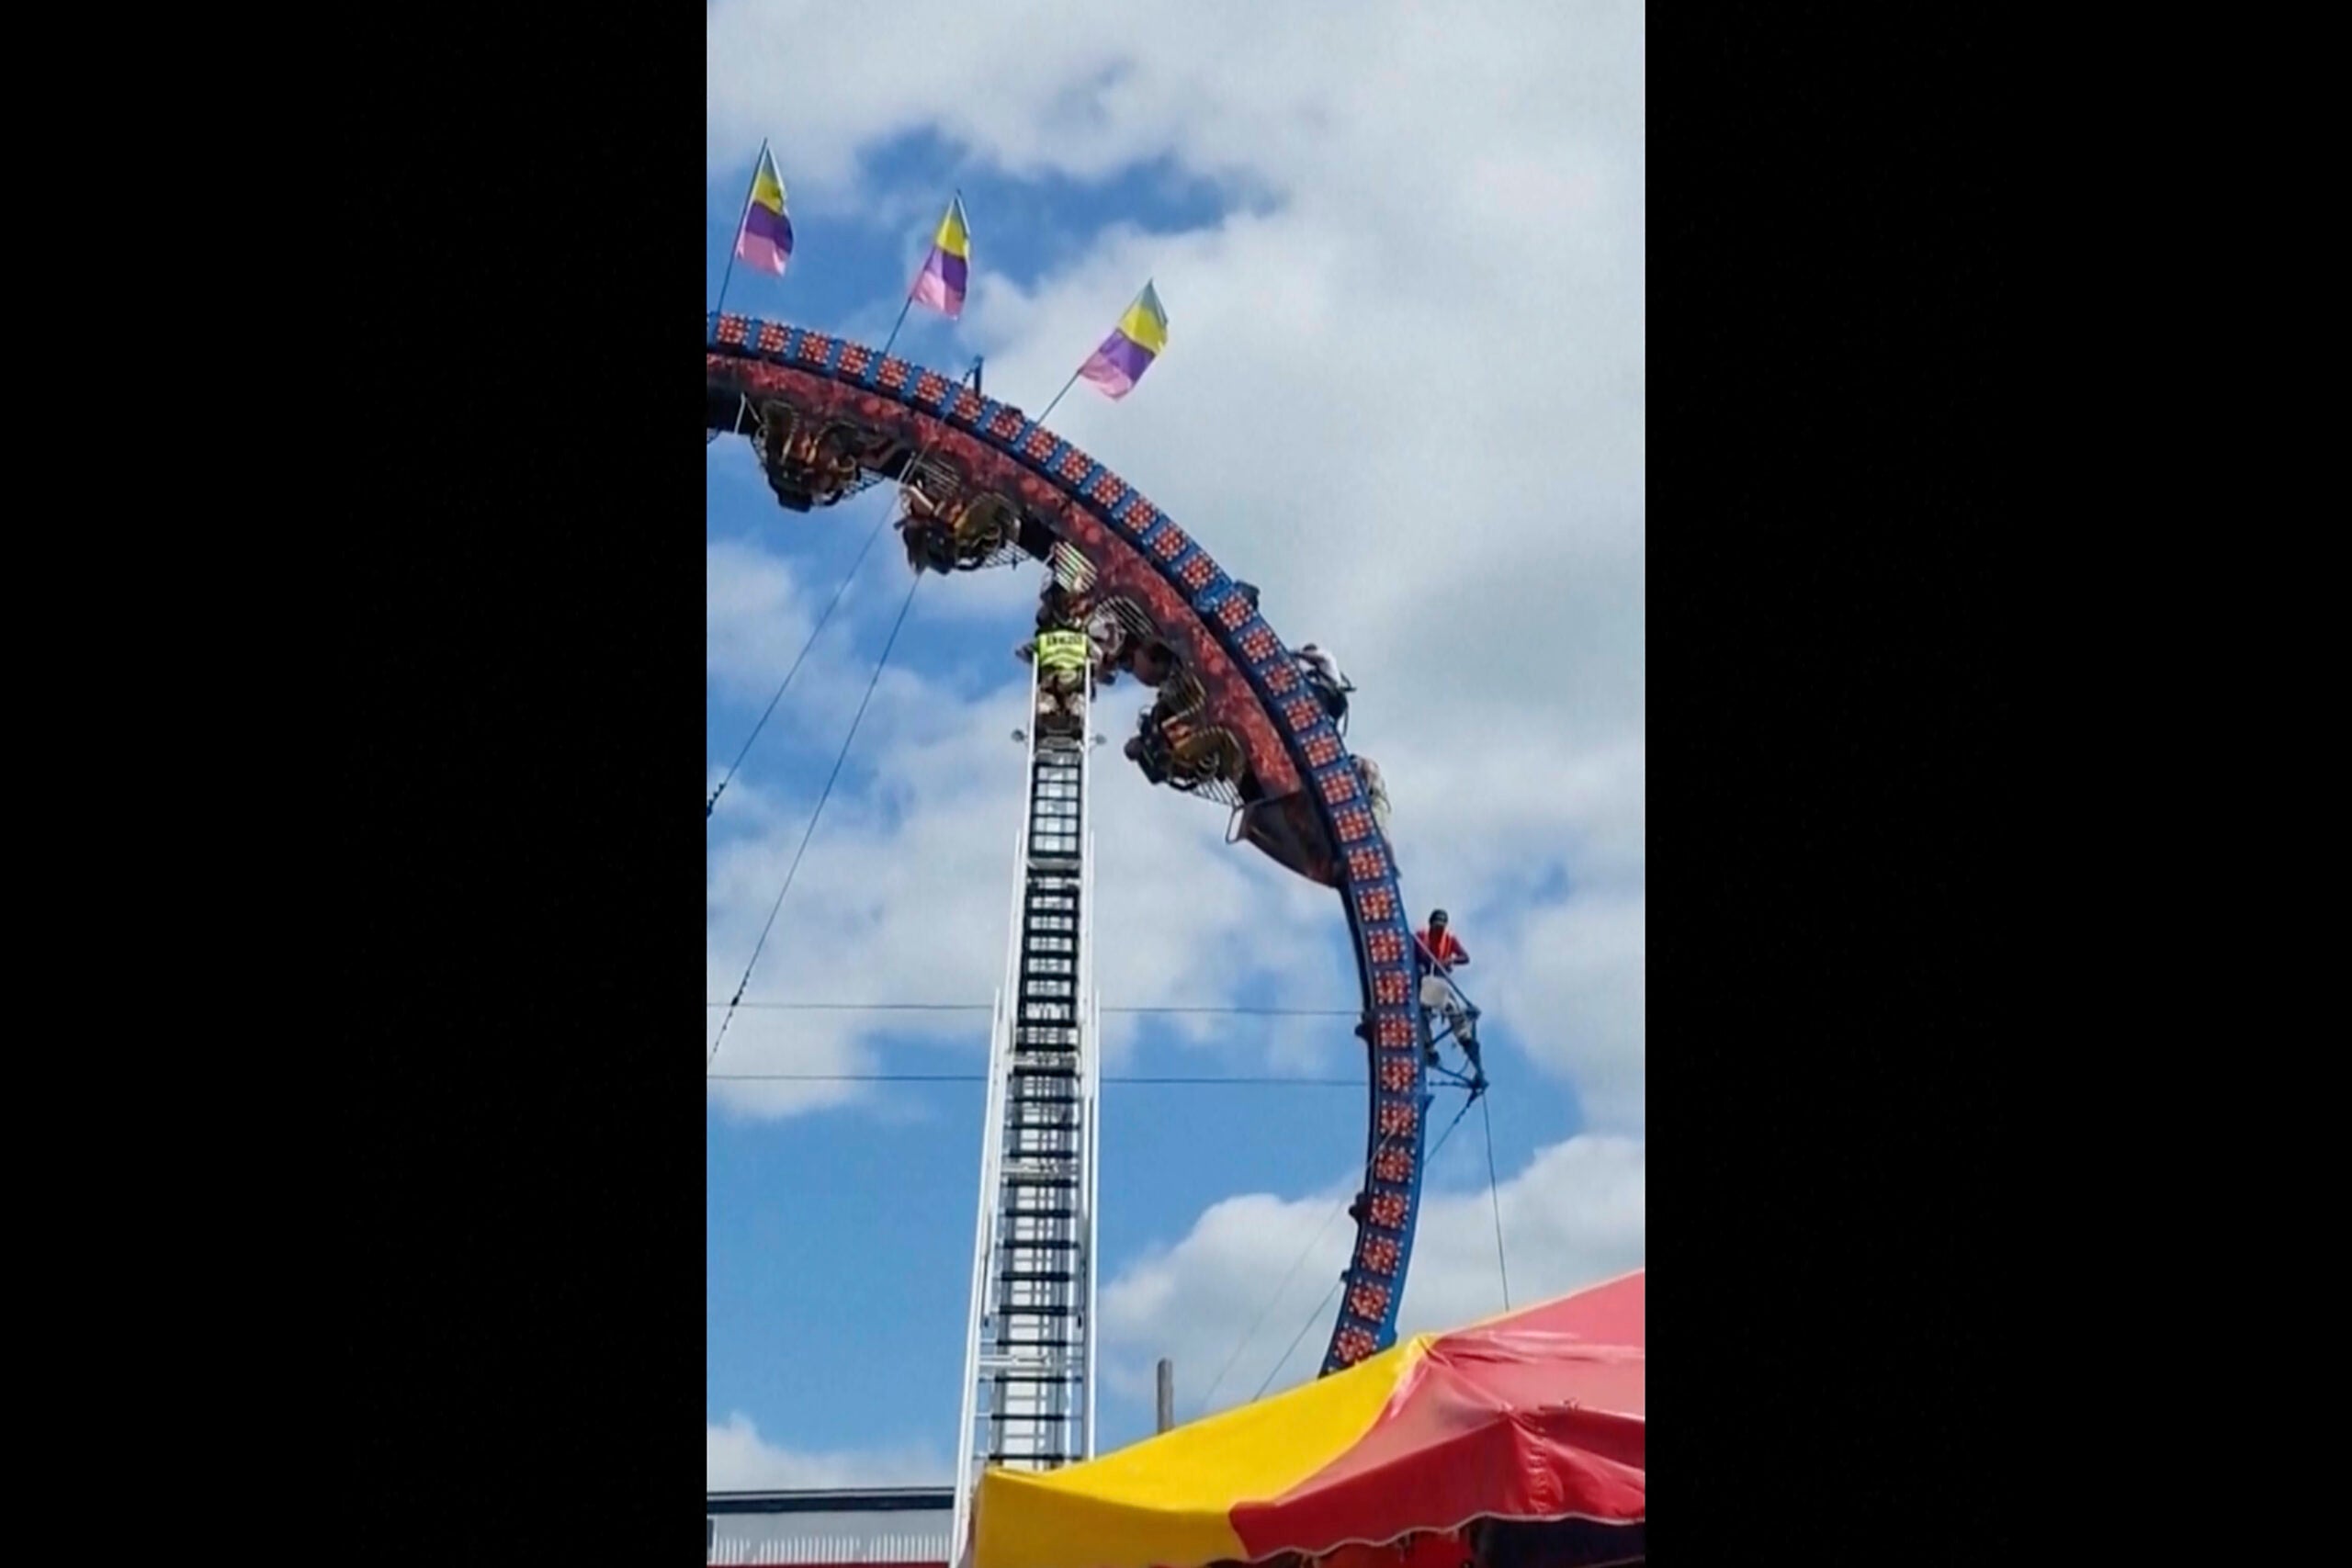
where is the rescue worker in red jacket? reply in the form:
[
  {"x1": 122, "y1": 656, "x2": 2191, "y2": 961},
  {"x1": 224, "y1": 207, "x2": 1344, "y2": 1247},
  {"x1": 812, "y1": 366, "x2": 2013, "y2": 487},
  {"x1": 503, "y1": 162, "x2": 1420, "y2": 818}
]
[{"x1": 1415, "y1": 908, "x2": 1480, "y2": 1072}]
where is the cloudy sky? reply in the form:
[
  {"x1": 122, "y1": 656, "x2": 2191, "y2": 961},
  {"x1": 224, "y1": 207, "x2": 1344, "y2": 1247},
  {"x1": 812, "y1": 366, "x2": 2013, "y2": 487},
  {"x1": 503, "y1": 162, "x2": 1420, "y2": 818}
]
[{"x1": 706, "y1": 0, "x2": 1644, "y2": 1491}]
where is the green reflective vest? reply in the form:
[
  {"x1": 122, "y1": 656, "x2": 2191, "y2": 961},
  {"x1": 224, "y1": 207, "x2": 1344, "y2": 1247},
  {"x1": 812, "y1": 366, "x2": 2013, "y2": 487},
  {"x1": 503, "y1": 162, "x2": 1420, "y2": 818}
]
[{"x1": 1036, "y1": 628, "x2": 1090, "y2": 674}]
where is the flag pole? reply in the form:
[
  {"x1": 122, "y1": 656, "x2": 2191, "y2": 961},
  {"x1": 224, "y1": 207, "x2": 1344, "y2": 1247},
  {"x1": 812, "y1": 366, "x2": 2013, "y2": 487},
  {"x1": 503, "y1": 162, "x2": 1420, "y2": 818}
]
[
  {"x1": 881, "y1": 189, "x2": 964, "y2": 361},
  {"x1": 1035, "y1": 367, "x2": 1086, "y2": 426},
  {"x1": 715, "y1": 138, "x2": 769, "y2": 320},
  {"x1": 879, "y1": 296, "x2": 916, "y2": 360}
]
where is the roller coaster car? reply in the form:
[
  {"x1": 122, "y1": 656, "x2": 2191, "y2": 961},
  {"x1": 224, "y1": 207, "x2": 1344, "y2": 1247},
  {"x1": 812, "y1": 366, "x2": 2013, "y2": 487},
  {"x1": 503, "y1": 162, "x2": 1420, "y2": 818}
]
[
  {"x1": 1234, "y1": 789, "x2": 1341, "y2": 887},
  {"x1": 1123, "y1": 699, "x2": 1247, "y2": 794},
  {"x1": 756, "y1": 410, "x2": 863, "y2": 512},
  {"x1": 1117, "y1": 686, "x2": 1337, "y2": 884},
  {"x1": 949, "y1": 493, "x2": 1020, "y2": 565},
  {"x1": 1164, "y1": 722, "x2": 1244, "y2": 793},
  {"x1": 899, "y1": 485, "x2": 1021, "y2": 574}
]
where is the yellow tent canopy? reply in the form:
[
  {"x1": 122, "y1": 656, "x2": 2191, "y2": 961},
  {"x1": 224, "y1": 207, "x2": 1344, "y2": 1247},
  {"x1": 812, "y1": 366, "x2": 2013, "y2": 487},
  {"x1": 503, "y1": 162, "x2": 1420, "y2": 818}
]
[{"x1": 973, "y1": 1269, "x2": 1646, "y2": 1568}]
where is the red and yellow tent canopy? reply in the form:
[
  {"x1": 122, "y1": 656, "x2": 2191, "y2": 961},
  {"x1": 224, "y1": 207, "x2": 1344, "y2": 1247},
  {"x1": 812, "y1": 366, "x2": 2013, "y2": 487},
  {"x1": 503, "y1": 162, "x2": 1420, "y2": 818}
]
[{"x1": 973, "y1": 1269, "x2": 1645, "y2": 1568}]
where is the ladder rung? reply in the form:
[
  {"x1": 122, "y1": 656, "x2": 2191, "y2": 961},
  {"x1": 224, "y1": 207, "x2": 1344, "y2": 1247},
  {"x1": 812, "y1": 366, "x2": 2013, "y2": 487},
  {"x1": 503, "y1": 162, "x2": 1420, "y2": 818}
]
[
  {"x1": 986, "y1": 684, "x2": 1093, "y2": 1438},
  {"x1": 978, "y1": 1359, "x2": 1078, "y2": 1376},
  {"x1": 978, "y1": 1351, "x2": 1074, "y2": 1371}
]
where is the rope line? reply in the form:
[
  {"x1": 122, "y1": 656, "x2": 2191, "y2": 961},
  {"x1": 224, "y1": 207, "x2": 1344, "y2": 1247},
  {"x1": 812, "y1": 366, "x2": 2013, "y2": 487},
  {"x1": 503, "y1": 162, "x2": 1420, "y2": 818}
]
[
  {"x1": 707, "y1": 574, "x2": 924, "y2": 1068},
  {"x1": 704, "y1": 1073, "x2": 1363, "y2": 1086},
  {"x1": 1232, "y1": 1089, "x2": 1485, "y2": 1407},
  {"x1": 1196, "y1": 1157, "x2": 1370, "y2": 1416},
  {"x1": 700, "y1": 1001, "x2": 1355, "y2": 1017},
  {"x1": 1480, "y1": 1089, "x2": 1512, "y2": 1312},
  {"x1": 707, "y1": 500, "x2": 895, "y2": 819}
]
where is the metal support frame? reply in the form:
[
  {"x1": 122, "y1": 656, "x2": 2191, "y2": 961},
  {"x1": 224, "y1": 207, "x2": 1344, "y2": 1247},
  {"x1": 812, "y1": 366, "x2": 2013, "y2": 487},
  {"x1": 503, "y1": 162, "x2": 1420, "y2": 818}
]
[{"x1": 953, "y1": 649, "x2": 1100, "y2": 1562}]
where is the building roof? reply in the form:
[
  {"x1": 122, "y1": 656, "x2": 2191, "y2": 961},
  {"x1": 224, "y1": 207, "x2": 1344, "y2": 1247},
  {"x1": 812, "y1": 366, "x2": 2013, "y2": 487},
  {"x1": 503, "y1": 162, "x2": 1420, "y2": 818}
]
[{"x1": 708, "y1": 1487, "x2": 956, "y2": 1567}]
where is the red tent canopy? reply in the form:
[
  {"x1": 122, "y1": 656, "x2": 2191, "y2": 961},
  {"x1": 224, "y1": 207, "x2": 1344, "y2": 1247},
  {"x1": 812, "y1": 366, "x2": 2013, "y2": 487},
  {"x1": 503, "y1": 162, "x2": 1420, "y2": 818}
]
[
  {"x1": 975, "y1": 1269, "x2": 1644, "y2": 1568},
  {"x1": 1241, "y1": 1269, "x2": 1646, "y2": 1554}
]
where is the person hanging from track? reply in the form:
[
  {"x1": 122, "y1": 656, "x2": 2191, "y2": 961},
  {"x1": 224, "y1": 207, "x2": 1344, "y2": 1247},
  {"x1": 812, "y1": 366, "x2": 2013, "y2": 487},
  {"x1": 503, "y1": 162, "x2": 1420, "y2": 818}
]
[
  {"x1": 898, "y1": 475, "x2": 957, "y2": 575},
  {"x1": 1295, "y1": 643, "x2": 1354, "y2": 730},
  {"x1": 1034, "y1": 575, "x2": 1080, "y2": 633},
  {"x1": 1415, "y1": 908, "x2": 1480, "y2": 1074},
  {"x1": 1352, "y1": 755, "x2": 1392, "y2": 836},
  {"x1": 1125, "y1": 686, "x2": 1225, "y2": 785},
  {"x1": 1124, "y1": 635, "x2": 1177, "y2": 687},
  {"x1": 1124, "y1": 705, "x2": 1170, "y2": 783},
  {"x1": 901, "y1": 522, "x2": 955, "y2": 575},
  {"x1": 1084, "y1": 602, "x2": 1127, "y2": 689}
]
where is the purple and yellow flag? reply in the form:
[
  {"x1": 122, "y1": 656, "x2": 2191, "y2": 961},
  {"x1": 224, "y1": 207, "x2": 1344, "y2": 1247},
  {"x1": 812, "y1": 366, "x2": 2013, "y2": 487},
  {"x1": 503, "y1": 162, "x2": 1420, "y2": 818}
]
[
  {"x1": 1076, "y1": 281, "x2": 1169, "y2": 400},
  {"x1": 909, "y1": 195, "x2": 971, "y2": 319},
  {"x1": 734, "y1": 147, "x2": 794, "y2": 276}
]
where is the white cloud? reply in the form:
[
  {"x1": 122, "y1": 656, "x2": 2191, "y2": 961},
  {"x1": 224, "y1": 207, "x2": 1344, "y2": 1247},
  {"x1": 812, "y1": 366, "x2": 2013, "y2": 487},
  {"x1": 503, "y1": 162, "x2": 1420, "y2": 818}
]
[
  {"x1": 707, "y1": 1413, "x2": 948, "y2": 1490},
  {"x1": 706, "y1": 2, "x2": 1644, "y2": 1106},
  {"x1": 1490, "y1": 891, "x2": 1646, "y2": 1131},
  {"x1": 1099, "y1": 1132, "x2": 1645, "y2": 1420},
  {"x1": 705, "y1": 542, "x2": 1351, "y2": 1116},
  {"x1": 707, "y1": 536, "x2": 822, "y2": 705},
  {"x1": 705, "y1": 0, "x2": 1645, "y2": 1450}
]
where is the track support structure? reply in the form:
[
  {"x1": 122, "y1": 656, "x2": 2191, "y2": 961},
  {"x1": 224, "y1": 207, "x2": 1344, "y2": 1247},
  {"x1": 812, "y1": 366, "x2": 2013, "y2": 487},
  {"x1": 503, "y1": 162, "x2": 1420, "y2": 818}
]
[{"x1": 952, "y1": 651, "x2": 1101, "y2": 1559}]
